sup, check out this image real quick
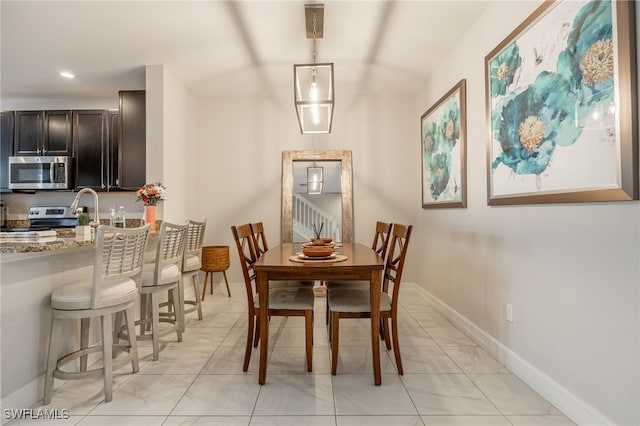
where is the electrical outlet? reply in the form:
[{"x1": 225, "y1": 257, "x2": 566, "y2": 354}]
[{"x1": 506, "y1": 303, "x2": 513, "y2": 322}]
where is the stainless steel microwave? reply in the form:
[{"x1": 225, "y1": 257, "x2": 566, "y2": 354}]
[{"x1": 8, "y1": 156, "x2": 73, "y2": 190}]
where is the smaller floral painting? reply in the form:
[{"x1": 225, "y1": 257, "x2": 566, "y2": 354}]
[
  {"x1": 421, "y1": 80, "x2": 467, "y2": 208},
  {"x1": 485, "y1": 0, "x2": 637, "y2": 205}
]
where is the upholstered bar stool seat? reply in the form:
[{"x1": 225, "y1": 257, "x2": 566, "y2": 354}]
[
  {"x1": 51, "y1": 279, "x2": 138, "y2": 310},
  {"x1": 44, "y1": 225, "x2": 150, "y2": 405},
  {"x1": 184, "y1": 253, "x2": 201, "y2": 271}
]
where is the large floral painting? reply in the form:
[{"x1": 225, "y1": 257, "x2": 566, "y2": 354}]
[
  {"x1": 421, "y1": 80, "x2": 466, "y2": 208},
  {"x1": 485, "y1": 0, "x2": 637, "y2": 205}
]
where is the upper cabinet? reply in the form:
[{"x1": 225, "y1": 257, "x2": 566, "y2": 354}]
[
  {"x1": 1, "y1": 112, "x2": 14, "y2": 190},
  {"x1": 73, "y1": 110, "x2": 110, "y2": 191},
  {"x1": 6, "y1": 93, "x2": 145, "y2": 192},
  {"x1": 118, "y1": 90, "x2": 145, "y2": 190},
  {"x1": 14, "y1": 110, "x2": 73, "y2": 156}
]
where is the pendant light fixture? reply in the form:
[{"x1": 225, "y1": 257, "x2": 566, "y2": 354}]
[
  {"x1": 294, "y1": 4, "x2": 334, "y2": 134},
  {"x1": 307, "y1": 166, "x2": 324, "y2": 194}
]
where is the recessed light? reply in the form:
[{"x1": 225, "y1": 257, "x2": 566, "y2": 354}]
[{"x1": 59, "y1": 72, "x2": 75, "y2": 79}]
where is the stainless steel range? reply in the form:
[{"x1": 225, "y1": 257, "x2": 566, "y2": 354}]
[
  {"x1": 27, "y1": 206, "x2": 79, "y2": 228},
  {"x1": 0, "y1": 206, "x2": 80, "y2": 233}
]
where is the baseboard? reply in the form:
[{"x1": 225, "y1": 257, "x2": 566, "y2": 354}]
[
  {"x1": 414, "y1": 285, "x2": 613, "y2": 426},
  {"x1": 1, "y1": 377, "x2": 43, "y2": 425}
]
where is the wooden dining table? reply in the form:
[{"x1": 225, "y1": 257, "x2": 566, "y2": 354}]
[{"x1": 253, "y1": 243, "x2": 385, "y2": 385}]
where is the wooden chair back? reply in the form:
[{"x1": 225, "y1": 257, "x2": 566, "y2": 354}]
[
  {"x1": 231, "y1": 224, "x2": 259, "y2": 307},
  {"x1": 382, "y1": 224, "x2": 413, "y2": 310},
  {"x1": 372, "y1": 221, "x2": 393, "y2": 260},
  {"x1": 250, "y1": 222, "x2": 269, "y2": 258}
]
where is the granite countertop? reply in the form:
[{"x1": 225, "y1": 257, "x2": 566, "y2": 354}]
[
  {"x1": 0, "y1": 222, "x2": 159, "y2": 254},
  {"x1": 0, "y1": 228, "x2": 94, "y2": 254}
]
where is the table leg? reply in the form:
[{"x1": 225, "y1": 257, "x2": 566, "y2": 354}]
[
  {"x1": 257, "y1": 270, "x2": 269, "y2": 384},
  {"x1": 370, "y1": 269, "x2": 382, "y2": 385}
]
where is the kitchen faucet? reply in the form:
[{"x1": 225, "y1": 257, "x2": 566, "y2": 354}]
[{"x1": 70, "y1": 188, "x2": 100, "y2": 226}]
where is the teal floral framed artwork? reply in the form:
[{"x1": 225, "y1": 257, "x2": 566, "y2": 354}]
[
  {"x1": 485, "y1": 0, "x2": 637, "y2": 205},
  {"x1": 421, "y1": 79, "x2": 467, "y2": 208}
]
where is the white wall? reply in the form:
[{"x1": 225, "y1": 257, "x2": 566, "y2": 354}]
[
  {"x1": 145, "y1": 65, "x2": 197, "y2": 225},
  {"x1": 193, "y1": 93, "x2": 418, "y2": 282},
  {"x1": 415, "y1": 2, "x2": 639, "y2": 424}
]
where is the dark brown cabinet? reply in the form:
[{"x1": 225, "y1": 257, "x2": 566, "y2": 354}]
[
  {"x1": 73, "y1": 110, "x2": 110, "y2": 190},
  {"x1": 109, "y1": 111, "x2": 119, "y2": 188},
  {"x1": 118, "y1": 90, "x2": 145, "y2": 190},
  {"x1": 1, "y1": 111, "x2": 14, "y2": 190},
  {"x1": 14, "y1": 110, "x2": 73, "y2": 156},
  {"x1": 6, "y1": 96, "x2": 144, "y2": 192}
]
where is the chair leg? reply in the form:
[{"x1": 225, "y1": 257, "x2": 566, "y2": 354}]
[
  {"x1": 192, "y1": 274, "x2": 203, "y2": 320},
  {"x1": 382, "y1": 317, "x2": 392, "y2": 351},
  {"x1": 330, "y1": 311, "x2": 340, "y2": 375},
  {"x1": 177, "y1": 278, "x2": 186, "y2": 333},
  {"x1": 325, "y1": 296, "x2": 329, "y2": 325},
  {"x1": 125, "y1": 306, "x2": 140, "y2": 373},
  {"x1": 101, "y1": 314, "x2": 113, "y2": 402},
  {"x1": 243, "y1": 313, "x2": 255, "y2": 372},
  {"x1": 43, "y1": 316, "x2": 63, "y2": 405},
  {"x1": 151, "y1": 292, "x2": 161, "y2": 361},
  {"x1": 391, "y1": 316, "x2": 403, "y2": 375},
  {"x1": 222, "y1": 270, "x2": 231, "y2": 297},
  {"x1": 305, "y1": 311, "x2": 313, "y2": 372},
  {"x1": 201, "y1": 272, "x2": 209, "y2": 301},
  {"x1": 113, "y1": 311, "x2": 123, "y2": 358},
  {"x1": 172, "y1": 287, "x2": 183, "y2": 343},
  {"x1": 139, "y1": 294, "x2": 147, "y2": 337},
  {"x1": 253, "y1": 318, "x2": 260, "y2": 348},
  {"x1": 80, "y1": 317, "x2": 90, "y2": 372}
]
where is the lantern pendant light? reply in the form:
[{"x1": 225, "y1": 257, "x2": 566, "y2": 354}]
[{"x1": 294, "y1": 4, "x2": 334, "y2": 134}]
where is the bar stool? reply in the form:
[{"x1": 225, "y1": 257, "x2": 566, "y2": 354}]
[
  {"x1": 137, "y1": 222, "x2": 187, "y2": 360},
  {"x1": 200, "y1": 245, "x2": 231, "y2": 300},
  {"x1": 180, "y1": 219, "x2": 207, "y2": 330},
  {"x1": 44, "y1": 225, "x2": 150, "y2": 404}
]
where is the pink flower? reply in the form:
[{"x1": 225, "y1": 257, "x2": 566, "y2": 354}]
[{"x1": 135, "y1": 182, "x2": 166, "y2": 206}]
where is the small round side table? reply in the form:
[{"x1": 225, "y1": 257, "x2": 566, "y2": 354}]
[{"x1": 201, "y1": 245, "x2": 231, "y2": 300}]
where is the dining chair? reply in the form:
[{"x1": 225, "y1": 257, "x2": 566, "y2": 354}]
[
  {"x1": 136, "y1": 222, "x2": 188, "y2": 360},
  {"x1": 325, "y1": 221, "x2": 393, "y2": 324},
  {"x1": 251, "y1": 221, "x2": 314, "y2": 288},
  {"x1": 326, "y1": 221, "x2": 392, "y2": 292},
  {"x1": 231, "y1": 223, "x2": 315, "y2": 372},
  {"x1": 327, "y1": 223, "x2": 412, "y2": 375},
  {"x1": 44, "y1": 224, "x2": 150, "y2": 404}
]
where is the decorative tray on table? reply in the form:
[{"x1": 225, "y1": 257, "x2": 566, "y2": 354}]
[{"x1": 297, "y1": 252, "x2": 337, "y2": 260}]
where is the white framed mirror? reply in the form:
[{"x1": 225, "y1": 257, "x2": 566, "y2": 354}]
[{"x1": 282, "y1": 150, "x2": 353, "y2": 243}]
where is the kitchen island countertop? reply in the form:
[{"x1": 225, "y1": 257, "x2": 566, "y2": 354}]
[
  {"x1": 0, "y1": 222, "x2": 157, "y2": 257},
  {"x1": 0, "y1": 228, "x2": 93, "y2": 255}
]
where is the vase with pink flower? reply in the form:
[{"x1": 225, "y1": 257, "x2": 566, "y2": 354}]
[{"x1": 135, "y1": 182, "x2": 165, "y2": 233}]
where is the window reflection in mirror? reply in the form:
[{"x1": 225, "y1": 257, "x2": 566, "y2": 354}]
[{"x1": 292, "y1": 160, "x2": 342, "y2": 243}]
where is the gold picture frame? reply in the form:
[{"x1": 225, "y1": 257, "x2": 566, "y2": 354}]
[
  {"x1": 485, "y1": 0, "x2": 637, "y2": 205},
  {"x1": 421, "y1": 79, "x2": 467, "y2": 208}
]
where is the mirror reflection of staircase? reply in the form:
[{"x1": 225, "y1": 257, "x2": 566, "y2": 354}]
[{"x1": 292, "y1": 193, "x2": 341, "y2": 243}]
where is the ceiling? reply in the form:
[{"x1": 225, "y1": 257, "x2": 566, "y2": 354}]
[{"x1": 1, "y1": 1, "x2": 491, "y2": 106}]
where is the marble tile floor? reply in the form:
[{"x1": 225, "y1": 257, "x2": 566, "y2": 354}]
[{"x1": 13, "y1": 283, "x2": 575, "y2": 426}]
